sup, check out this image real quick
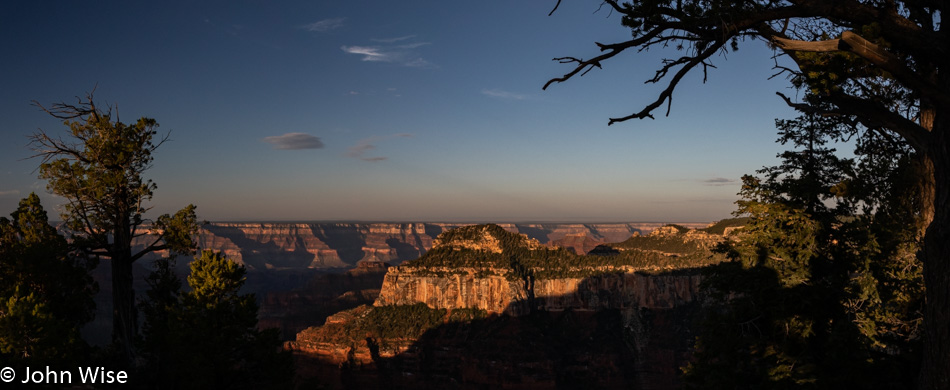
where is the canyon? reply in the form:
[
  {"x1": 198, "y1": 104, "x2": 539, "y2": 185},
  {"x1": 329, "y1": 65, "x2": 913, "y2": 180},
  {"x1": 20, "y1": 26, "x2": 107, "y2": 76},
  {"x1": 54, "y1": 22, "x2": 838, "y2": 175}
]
[
  {"x1": 85, "y1": 220, "x2": 730, "y2": 388},
  {"x1": 84, "y1": 221, "x2": 708, "y2": 344},
  {"x1": 289, "y1": 224, "x2": 732, "y2": 389},
  {"x1": 187, "y1": 221, "x2": 711, "y2": 269}
]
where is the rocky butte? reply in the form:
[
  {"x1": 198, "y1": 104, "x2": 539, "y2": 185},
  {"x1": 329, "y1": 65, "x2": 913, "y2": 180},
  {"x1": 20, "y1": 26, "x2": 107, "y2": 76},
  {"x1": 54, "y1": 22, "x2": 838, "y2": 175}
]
[
  {"x1": 175, "y1": 221, "x2": 712, "y2": 269},
  {"x1": 289, "y1": 223, "x2": 740, "y2": 389}
]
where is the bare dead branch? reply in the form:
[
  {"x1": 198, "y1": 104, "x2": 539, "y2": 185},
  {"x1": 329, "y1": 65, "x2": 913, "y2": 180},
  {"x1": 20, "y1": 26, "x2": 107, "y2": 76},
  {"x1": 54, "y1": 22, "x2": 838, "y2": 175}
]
[
  {"x1": 544, "y1": 28, "x2": 666, "y2": 90},
  {"x1": 771, "y1": 36, "x2": 841, "y2": 52},
  {"x1": 608, "y1": 40, "x2": 727, "y2": 125},
  {"x1": 548, "y1": 0, "x2": 561, "y2": 16}
]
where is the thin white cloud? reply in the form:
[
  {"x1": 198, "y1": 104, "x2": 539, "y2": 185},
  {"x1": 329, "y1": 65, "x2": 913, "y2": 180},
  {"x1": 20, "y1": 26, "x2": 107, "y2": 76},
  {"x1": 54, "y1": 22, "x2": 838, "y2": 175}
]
[
  {"x1": 341, "y1": 46, "x2": 390, "y2": 61},
  {"x1": 301, "y1": 18, "x2": 345, "y2": 32},
  {"x1": 262, "y1": 133, "x2": 325, "y2": 150},
  {"x1": 396, "y1": 42, "x2": 431, "y2": 49},
  {"x1": 482, "y1": 89, "x2": 528, "y2": 100},
  {"x1": 405, "y1": 58, "x2": 436, "y2": 68},
  {"x1": 702, "y1": 177, "x2": 737, "y2": 186},
  {"x1": 347, "y1": 133, "x2": 413, "y2": 162},
  {"x1": 341, "y1": 36, "x2": 436, "y2": 68},
  {"x1": 372, "y1": 35, "x2": 416, "y2": 43},
  {"x1": 0, "y1": 190, "x2": 20, "y2": 196}
]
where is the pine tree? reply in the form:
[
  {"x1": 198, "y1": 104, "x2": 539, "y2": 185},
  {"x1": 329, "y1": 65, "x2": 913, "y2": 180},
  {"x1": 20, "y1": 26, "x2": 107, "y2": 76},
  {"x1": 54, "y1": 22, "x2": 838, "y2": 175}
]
[
  {"x1": 682, "y1": 102, "x2": 923, "y2": 388},
  {"x1": 139, "y1": 250, "x2": 293, "y2": 389},
  {"x1": 0, "y1": 193, "x2": 97, "y2": 366}
]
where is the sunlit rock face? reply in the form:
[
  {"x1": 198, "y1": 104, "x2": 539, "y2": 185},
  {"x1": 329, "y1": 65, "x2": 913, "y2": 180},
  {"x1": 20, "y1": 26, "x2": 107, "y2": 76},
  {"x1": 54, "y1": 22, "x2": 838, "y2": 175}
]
[
  {"x1": 374, "y1": 267, "x2": 702, "y2": 314},
  {"x1": 291, "y1": 224, "x2": 718, "y2": 389},
  {"x1": 373, "y1": 224, "x2": 706, "y2": 314},
  {"x1": 167, "y1": 221, "x2": 709, "y2": 270}
]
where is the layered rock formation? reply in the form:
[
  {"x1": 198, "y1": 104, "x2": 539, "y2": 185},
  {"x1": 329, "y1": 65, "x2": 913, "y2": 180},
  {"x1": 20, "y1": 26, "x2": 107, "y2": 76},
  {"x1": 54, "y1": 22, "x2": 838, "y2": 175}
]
[
  {"x1": 374, "y1": 267, "x2": 702, "y2": 315},
  {"x1": 158, "y1": 222, "x2": 711, "y2": 270},
  {"x1": 291, "y1": 224, "x2": 729, "y2": 389}
]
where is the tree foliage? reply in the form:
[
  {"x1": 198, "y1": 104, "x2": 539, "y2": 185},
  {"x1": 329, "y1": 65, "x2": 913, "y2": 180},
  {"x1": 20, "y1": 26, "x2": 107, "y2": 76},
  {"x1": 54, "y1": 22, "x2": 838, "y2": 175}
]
[
  {"x1": 546, "y1": 1, "x2": 948, "y2": 387},
  {"x1": 682, "y1": 103, "x2": 924, "y2": 388},
  {"x1": 0, "y1": 193, "x2": 97, "y2": 366},
  {"x1": 29, "y1": 93, "x2": 199, "y2": 363},
  {"x1": 138, "y1": 250, "x2": 293, "y2": 390}
]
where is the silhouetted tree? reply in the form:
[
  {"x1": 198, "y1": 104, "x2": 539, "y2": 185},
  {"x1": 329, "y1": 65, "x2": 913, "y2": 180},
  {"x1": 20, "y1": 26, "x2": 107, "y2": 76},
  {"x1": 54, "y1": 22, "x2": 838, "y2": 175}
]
[
  {"x1": 546, "y1": 2, "x2": 948, "y2": 387},
  {"x1": 681, "y1": 98, "x2": 923, "y2": 388},
  {"x1": 29, "y1": 93, "x2": 200, "y2": 364},
  {"x1": 0, "y1": 193, "x2": 97, "y2": 366},
  {"x1": 139, "y1": 250, "x2": 293, "y2": 390}
]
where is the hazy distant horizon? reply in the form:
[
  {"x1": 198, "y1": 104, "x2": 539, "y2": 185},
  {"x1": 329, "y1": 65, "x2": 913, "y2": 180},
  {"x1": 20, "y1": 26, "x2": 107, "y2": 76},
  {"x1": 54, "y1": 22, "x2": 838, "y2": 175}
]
[{"x1": 199, "y1": 219, "x2": 719, "y2": 225}]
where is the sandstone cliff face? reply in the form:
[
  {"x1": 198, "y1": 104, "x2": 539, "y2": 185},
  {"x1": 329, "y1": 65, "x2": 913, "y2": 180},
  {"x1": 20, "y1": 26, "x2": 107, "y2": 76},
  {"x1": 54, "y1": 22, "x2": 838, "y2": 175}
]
[
  {"x1": 374, "y1": 268, "x2": 523, "y2": 313},
  {"x1": 144, "y1": 221, "x2": 712, "y2": 270},
  {"x1": 373, "y1": 266, "x2": 702, "y2": 315},
  {"x1": 291, "y1": 224, "x2": 719, "y2": 389}
]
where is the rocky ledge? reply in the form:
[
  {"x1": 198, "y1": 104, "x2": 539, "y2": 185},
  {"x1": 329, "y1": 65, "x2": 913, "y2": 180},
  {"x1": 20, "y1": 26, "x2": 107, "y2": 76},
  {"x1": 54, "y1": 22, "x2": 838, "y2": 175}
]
[{"x1": 289, "y1": 223, "x2": 740, "y2": 389}]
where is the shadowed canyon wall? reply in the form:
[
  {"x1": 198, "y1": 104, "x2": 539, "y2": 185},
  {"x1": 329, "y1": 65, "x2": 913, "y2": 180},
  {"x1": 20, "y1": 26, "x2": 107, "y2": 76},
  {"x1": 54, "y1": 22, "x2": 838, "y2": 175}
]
[
  {"x1": 290, "y1": 224, "x2": 724, "y2": 389},
  {"x1": 183, "y1": 222, "x2": 710, "y2": 270}
]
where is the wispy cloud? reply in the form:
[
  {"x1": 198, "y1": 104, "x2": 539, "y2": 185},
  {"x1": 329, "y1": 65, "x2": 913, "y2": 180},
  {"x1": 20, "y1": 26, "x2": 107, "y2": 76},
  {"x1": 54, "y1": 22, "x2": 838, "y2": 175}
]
[
  {"x1": 404, "y1": 58, "x2": 435, "y2": 68},
  {"x1": 482, "y1": 89, "x2": 528, "y2": 100},
  {"x1": 263, "y1": 133, "x2": 325, "y2": 150},
  {"x1": 703, "y1": 177, "x2": 737, "y2": 186},
  {"x1": 301, "y1": 18, "x2": 345, "y2": 32},
  {"x1": 347, "y1": 133, "x2": 413, "y2": 162},
  {"x1": 372, "y1": 35, "x2": 416, "y2": 43},
  {"x1": 396, "y1": 42, "x2": 431, "y2": 49},
  {"x1": 0, "y1": 190, "x2": 20, "y2": 196},
  {"x1": 341, "y1": 46, "x2": 389, "y2": 62},
  {"x1": 341, "y1": 35, "x2": 436, "y2": 68}
]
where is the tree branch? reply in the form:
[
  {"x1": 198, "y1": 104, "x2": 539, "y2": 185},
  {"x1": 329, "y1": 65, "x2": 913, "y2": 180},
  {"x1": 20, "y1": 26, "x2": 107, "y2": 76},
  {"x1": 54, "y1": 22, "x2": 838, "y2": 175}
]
[
  {"x1": 826, "y1": 92, "x2": 931, "y2": 153},
  {"x1": 608, "y1": 40, "x2": 727, "y2": 124}
]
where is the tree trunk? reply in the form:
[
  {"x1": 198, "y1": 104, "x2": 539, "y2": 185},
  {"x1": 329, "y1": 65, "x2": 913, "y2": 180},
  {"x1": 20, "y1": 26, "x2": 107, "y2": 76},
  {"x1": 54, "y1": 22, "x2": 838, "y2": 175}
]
[
  {"x1": 919, "y1": 118, "x2": 950, "y2": 390},
  {"x1": 111, "y1": 256, "x2": 135, "y2": 364}
]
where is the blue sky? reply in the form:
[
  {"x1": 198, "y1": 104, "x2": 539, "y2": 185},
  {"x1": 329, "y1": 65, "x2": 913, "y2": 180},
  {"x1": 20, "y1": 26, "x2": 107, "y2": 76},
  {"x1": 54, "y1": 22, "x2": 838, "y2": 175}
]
[{"x1": 1, "y1": 1, "x2": 797, "y2": 222}]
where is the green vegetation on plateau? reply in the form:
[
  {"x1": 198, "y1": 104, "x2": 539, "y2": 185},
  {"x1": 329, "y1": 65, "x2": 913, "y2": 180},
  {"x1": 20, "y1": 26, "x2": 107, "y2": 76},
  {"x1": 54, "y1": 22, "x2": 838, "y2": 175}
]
[
  {"x1": 609, "y1": 233, "x2": 706, "y2": 255},
  {"x1": 298, "y1": 304, "x2": 488, "y2": 351},
  {"x1": 402, "y1": 224, "x2": 726, "y2": 279},
  {"x1": 698, "y1": 217, "x2": 751, "y2": 235}
]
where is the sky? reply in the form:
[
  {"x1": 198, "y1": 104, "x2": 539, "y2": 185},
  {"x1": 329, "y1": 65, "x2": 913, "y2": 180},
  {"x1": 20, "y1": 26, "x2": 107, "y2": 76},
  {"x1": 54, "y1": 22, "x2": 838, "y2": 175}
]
[{"x1": 1, "y1": 1, "x2": 800, "y2": 223}]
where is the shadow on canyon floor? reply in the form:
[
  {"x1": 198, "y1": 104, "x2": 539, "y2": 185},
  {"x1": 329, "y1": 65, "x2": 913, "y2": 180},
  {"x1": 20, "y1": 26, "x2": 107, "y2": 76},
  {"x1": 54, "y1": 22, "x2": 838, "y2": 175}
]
[{"x1": 294, "y1": 268, "x2": 704, "y2": 390}]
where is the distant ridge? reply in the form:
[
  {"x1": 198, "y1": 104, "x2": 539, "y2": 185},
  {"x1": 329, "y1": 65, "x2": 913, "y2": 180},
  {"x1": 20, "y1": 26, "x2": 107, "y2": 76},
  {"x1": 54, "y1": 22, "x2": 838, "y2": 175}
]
[{"x1": 139, "y1": 221, "x2": 713, "y2": 270}]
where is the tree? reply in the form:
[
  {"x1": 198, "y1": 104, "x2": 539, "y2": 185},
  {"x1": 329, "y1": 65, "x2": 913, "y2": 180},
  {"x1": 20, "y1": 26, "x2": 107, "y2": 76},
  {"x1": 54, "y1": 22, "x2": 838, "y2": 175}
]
[
  {"x1": 680, "y1": 104, "x2": 924, "y2": 388},
  {"x1": 139, "y1": 250, "x2": 293, "y2": 390},
  {"x1": 544, "y1": 1, "x2": 948, "y2": 387},
  {"x1": 29, "y1": 93, "x2": 199, "y2": 364},
  {"x1": 0, "y1": 193, "x2": 97, "y2": 366}
]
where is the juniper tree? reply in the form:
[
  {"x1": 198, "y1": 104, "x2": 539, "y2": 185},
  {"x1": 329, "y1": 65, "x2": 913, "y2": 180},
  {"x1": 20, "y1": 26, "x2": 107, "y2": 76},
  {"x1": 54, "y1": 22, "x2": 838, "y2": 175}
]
[
  {"x1": 0, "y1": 193, "x2": 97, "y2": 366},
  {"x1": 29, "y1": 93, "x2": 199, "y2": 364},
  {"x1": 546, "y1": 1, "x2": 949, "y2": 387},
  {"x1": 139, "y1": 251, "x2": 293, "y2": 390}
]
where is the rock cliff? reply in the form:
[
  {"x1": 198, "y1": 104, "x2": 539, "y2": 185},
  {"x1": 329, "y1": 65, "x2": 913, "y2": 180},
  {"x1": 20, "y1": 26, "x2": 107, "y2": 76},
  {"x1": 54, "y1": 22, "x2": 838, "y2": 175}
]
[
  {"x1": 146, "y1": 221, "x2": 711, "y2": 270},
  {"x1": 290, "y1": 224, "x2": 729, "y2": 389},
  {"x1": 374, "y1": 266, "x2": 702, "y2": 315}
]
